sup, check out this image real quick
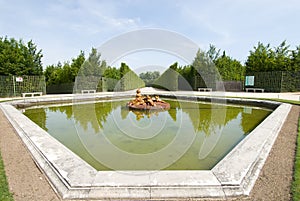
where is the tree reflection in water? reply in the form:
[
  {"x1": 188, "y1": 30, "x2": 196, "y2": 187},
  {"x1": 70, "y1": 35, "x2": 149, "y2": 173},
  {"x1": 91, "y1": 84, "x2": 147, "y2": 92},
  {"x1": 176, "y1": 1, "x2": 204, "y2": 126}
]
[{"x1": 23, "y1": 99, "x2": 272, "y2": 170}]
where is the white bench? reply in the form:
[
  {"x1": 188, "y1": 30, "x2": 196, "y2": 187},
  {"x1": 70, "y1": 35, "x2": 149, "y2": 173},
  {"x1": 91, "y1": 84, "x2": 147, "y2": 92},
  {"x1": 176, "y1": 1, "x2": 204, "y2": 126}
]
[
  {"x1": 245, "y1": 88, "x2": 265, "y2": 93},
  {"x1": 22, "y1": 92, "x2": 43, "y2": 97},
  {"x1": 198, "y1": 88, "x2": 212, "y2": 92},
  {"x1": 81, "y1": 90, "x2": 96, "y2": 94}
]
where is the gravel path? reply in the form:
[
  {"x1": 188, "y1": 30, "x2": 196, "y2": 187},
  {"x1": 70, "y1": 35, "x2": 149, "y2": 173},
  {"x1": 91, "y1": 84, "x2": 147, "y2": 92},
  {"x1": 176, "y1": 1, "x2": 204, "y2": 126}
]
[
  {"x1": 226, "y1": 105, "x2": 299, "y2": 201},
  {"x1": 0, "y1": 105, "x2": 299, "y2": 201}
]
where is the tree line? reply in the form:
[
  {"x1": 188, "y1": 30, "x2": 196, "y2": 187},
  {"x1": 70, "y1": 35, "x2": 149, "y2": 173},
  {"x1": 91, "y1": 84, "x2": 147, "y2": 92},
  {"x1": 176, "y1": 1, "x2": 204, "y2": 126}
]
[
  {"x1": 246, "y1": 41, "x2": 300, "y2": 72},
  {"x1": 1, "y1": 36, "x2": 300, "y2": 87},
  {"x1": 0, "y1": 36, "x2": 43, "y2": 76}
]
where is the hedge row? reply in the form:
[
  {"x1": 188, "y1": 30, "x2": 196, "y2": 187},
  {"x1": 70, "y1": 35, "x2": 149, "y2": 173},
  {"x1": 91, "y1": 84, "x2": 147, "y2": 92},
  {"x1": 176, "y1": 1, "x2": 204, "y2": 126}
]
[
  {"x1": 47, "y1": 69, "x2": 145, "y2": 94},
  {"x1": 115, "y1": 70, "x2": 145, "y2": 91},
  {"x1": 246, "y1": 71, "x2": 300, "y2": 92},
  {"x1": 0, "y1": 75, "x2": 46, "y2": 97},
  {"x1": 152, "y1": 68, "x2": 178, "y2": 91}
]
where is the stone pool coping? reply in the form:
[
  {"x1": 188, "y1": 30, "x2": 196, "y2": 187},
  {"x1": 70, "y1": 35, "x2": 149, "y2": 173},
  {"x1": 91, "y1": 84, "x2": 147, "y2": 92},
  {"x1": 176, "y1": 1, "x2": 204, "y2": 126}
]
[{"x1": 0, "y1": 93, "x2": 291, "y2": 199}]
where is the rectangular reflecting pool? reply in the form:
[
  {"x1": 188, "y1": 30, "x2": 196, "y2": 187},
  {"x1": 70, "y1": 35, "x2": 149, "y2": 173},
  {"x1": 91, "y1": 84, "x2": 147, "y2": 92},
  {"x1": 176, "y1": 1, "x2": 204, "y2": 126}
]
[{"x1": 23, "y1": 99, "x2": 271, "y2": 171}]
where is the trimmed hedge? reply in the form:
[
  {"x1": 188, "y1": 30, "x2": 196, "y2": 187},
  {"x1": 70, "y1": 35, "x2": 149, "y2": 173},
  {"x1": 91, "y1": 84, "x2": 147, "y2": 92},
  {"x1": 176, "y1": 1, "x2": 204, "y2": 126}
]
[
  {"x1": 246, "y1": 71, "x2": 300, "y2": 92},
  {"x1": 46, "y1": 82, "x2": 74, "y2": 94},
  {"x1": 115, "y1": 70, "x2": 145, "y2": 91},
  {"x1": 192, "y1": 73, "x2": 219, "y2": 91},
  {"x1": 74, "y1": 76, "x2": 102, "y2": 93},
  {"x1": 281, "y1": 71, "x2": 300, "y2": 92},
  {"x1": 102, "y1": 77, "x2": 119, "y2": 92},
  {"x1": 153, "y1": 68, "x2": 178, "y2": 91}
]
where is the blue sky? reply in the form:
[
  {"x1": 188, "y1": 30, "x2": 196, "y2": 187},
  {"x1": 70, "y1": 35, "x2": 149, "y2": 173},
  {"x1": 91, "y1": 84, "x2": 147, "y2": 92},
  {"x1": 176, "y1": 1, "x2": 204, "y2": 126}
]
[{"x1": 0, "y1": 0, "x2": 299, "y2": 71}]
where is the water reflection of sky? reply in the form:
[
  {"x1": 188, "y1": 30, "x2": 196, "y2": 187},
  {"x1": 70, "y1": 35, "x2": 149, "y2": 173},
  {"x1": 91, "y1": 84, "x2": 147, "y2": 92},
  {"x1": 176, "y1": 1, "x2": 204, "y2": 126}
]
[{"x1": 24, "y1": 100, "x2": 271, "y2": 170}]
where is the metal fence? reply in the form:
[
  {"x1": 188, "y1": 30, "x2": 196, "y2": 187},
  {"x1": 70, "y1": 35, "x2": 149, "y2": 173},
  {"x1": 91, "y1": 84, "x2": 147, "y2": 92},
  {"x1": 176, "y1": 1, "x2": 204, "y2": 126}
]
[{"x1": 0, "y1": 75, "x2": 46, "y2": 97}]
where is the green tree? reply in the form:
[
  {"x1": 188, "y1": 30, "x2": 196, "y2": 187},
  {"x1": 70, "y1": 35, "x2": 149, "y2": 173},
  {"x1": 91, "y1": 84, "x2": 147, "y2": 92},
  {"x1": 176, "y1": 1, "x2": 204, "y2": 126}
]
[
  {"x1": 139, "y1": 71, "x2": 160, "y2": 86},
  {"x1": 169, "y1": 62, "x2": 178, "y2": 70},
  {"x1": 291, "y1": 46, "x2": 300, "y2": 71},
  {"x1": 44, "y1": 63, "x2": 61, "y2": 85},
  {"x1": 176, "y1": 65, "x2": 193, "y2": 85},
  {"x1": 44, "y1": 51, "x2": 86, "y2": 86},
  {"x1": 76, "y1": 48, "x2": 107, "y2": 92},
  {"x1": 59, "y1": 62, "x2": 73, "y2": 83},
  {"x1": 25, "y1": 40, "x2": 43, "y2": 75},
  {"x1": 273, "y1": 40, "x2": 291, "y2": 71},
  {"x1": 191, "y1": 49, "x2": 220, "y2": 89},
  {"x1": 215, "y1": 51, "x2": 244, "y2": 81},
  {"x1": 206, "y1": 44, "x2": 221, "y2": 62},
  {"x1": 102, "y1": 66, "x2": 121, "y2": 91},
  {"x1": 70, "y1": 50, "x2": 85, "y2": 80},
  {"x1": 245, "y1": 42, "x2": 274, "y2": 73},
  {"x1": 192, "y1": 49, "x2": 216, "y2": 74},
  {"x1": 245, "y1": 41, "x2": 293, "y2": 73},
  {"x1": 79, "y1": 48, "x2": 106, "y2": 76},
  {"x1": 103, "y1": 66, "x2": 121, "y2": 80},
  {"x1": 0, "y1": 37, "x2": 43, "y2": 75}
]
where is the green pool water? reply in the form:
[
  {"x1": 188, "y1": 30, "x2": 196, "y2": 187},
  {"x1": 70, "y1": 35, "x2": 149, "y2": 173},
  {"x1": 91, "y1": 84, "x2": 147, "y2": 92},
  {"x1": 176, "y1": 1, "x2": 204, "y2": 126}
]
[{"x1": 24, "y1": 99, "x2": 272, "y2": 171}]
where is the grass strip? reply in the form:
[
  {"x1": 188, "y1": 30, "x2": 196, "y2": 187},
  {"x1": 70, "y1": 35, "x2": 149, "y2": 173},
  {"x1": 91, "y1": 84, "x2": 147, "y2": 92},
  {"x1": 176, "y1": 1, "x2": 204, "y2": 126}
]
[
  {"x1": 264, "y1": 98, "x2": 300, "y2": 106},
  {"x1": 0, "y1": 151, "x2": 14, "y2": 201},
  {"x1": 292, "y1": 117, "x2": 300, "y2": 200}
]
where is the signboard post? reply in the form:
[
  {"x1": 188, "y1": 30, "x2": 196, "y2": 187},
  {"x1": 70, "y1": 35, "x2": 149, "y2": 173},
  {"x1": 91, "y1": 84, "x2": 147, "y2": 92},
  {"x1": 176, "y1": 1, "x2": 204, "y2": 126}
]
[{"x1": 13, "y1": 76, "x2": 23, "y2": 97}]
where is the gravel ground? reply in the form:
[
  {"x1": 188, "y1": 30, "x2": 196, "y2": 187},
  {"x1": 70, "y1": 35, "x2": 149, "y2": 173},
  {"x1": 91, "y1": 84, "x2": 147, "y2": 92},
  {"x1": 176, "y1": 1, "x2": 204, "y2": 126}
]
[{"x1": 0, "y1": 105, "x2": 299, "y2": 201}]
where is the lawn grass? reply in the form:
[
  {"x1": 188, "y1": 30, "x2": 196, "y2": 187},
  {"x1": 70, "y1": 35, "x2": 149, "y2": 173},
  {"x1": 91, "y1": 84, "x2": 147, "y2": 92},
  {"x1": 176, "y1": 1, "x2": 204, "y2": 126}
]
[
  {"x1": 265, "y1": 98, "x2": 300, "y2": 106},
  {"x1": 225, "y1": 97, "x2": 300, "y2": 106},
  {"x1": 0, "y1": 152, "x2": 14, "y2": 201},
  {"x1": 292, "y1": 117, "x2": 300, "y2": 201}
]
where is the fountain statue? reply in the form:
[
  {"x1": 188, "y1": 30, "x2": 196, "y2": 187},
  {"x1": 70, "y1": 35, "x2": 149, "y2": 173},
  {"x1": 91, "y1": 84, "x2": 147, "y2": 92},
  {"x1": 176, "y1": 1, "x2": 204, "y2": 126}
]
[{"x1": 127, "y1": 89, "x2": 170, "y2": 110}]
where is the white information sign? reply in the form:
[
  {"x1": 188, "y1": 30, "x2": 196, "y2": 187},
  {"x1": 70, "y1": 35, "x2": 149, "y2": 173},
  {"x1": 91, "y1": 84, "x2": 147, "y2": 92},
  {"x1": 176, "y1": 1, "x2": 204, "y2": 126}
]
[
  {"x1": 245, "y1": 76, "x2": 254, "y2": 86},
  {"x1": 16, "y1": 77, "x2": 23, "y2": 82}
]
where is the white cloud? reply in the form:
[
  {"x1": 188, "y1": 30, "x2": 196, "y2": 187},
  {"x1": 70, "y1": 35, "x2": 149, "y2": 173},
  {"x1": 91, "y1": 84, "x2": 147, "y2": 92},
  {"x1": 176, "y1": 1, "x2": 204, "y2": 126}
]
[
  {"x1": 0, "y1": 0, "x2": 299, "y2": 66},
  {"x1": 172, "y1": 0, "x2": 300, "y2": 61},
  {"x1": 70, "y1": 0, "x2": 142, "y2": 34}
]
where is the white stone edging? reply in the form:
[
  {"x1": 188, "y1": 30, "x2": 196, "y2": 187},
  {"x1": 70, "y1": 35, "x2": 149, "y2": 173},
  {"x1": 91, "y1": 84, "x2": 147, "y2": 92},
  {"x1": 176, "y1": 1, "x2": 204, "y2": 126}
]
[{"x1": 0, "y1": 94, "x2": 291, "y2": 200}]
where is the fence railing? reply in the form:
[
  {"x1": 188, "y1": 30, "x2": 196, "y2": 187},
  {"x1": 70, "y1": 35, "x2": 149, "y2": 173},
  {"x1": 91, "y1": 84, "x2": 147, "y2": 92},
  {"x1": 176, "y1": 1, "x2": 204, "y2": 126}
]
[{"x1": 0, "y1": 75, "x2": 46, "y2": 97}]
